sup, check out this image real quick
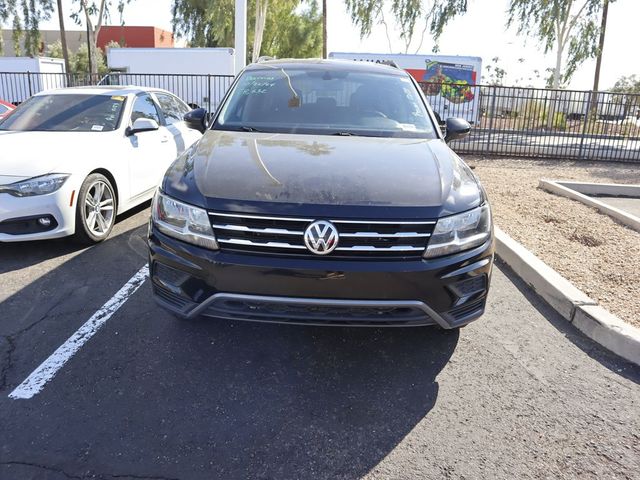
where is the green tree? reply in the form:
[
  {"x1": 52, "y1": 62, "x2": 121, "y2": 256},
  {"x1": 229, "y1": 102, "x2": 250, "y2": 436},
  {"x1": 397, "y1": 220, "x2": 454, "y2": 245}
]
[
  {"x1": 610, "y1": 75, "x2": 640, "y2": 119},
  {"x1": 70, "y1": 0, "x2": 132, "y2": 75},
  {"x1": 46, "y1": 39, "x2": 108, "y2": 75},
  {"x1": 611, "y1": 75, "x2": 640, "y2": 95},
  {"x1": 485, "y1": 56, "x2": 508, "y2": 86},
  {"x1": 343, "y1": 0, "x2": 469, "y2": 54},
  {"x1": 171, "y1": 0, "x2": 322, "y2": 61},
  {"x1": 261, "y1": 0, "x2": 321, "y2": 59},
  {"x1": 507, "y1": 0, "x2": 615, "y2": 89},
  {"x1": 171, "y1": 0, "x2": 233, "y2": 49},
  {"x1": 72, "y1": 42, "x2": 108, "y2": 75},
  {"x1": 45, "y1": 38, "x2": 64, "y2": 57},
  {"x1": 0, "y1": 0, "x2": 54, "y2": 56}
]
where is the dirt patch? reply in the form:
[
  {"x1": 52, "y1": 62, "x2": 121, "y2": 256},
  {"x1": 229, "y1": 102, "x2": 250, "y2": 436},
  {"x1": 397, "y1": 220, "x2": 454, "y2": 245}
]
[
  {"x1": 542, "y1": 214, "x2": 564, "y2": 225},
  {"x1": 466, "y1": 156, "x2": 640, "y2": 328},
  {"x1": 568, "y1": 232, "x2": 604, "y2": 248}
]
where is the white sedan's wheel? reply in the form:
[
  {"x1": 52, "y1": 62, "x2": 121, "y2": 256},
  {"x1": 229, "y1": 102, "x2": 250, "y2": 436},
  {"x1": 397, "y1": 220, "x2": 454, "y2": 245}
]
[
  {"x1": 85, "y1": 180, "x2": 114, "y2": 236},
  {"x1": 74, "y1": 173, "x2": 117, "y2": 244}
]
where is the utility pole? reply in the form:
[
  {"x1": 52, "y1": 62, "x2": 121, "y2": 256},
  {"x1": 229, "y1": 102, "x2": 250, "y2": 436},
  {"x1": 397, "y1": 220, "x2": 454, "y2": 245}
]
[
  {"x1": 56, "y1": 0, "x2": 71, "y2": 78},
  {"x1": 322, "y1": 0, "x2": 327, "y2": 59},
  {"x1": 86, "y1": 22, "x2": 93, "y2": 79},
  {"x1": 590, "y1": 0, "x2": 609, "y2": 115},
  {"x1": 235, "y1": 0, "x2": 247, "y2": 74}
]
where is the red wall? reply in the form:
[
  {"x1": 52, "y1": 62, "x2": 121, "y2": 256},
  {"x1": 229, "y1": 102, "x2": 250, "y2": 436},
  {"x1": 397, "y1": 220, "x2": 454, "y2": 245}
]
[{"x1": 97, "y1": 26, "x2": 174, "y2": 50}]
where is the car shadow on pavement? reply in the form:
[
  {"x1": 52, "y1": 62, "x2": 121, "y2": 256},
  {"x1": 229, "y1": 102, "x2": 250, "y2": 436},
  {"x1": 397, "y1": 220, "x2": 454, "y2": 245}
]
[
  {"x1": 496, "y1": 259, "x2": 640, "y2": 384},
  {"x1": 117, "y1": 316, "x2": 461, "y2": 479},
  {"x1": 0, "y1": 217, "x2": 460, "y2": 479},
  {"x1": 0, "y1": 201, "x2": 151, "y2": 275},
  {"x1": 0, "y1": 235, "x2": 88, "y2": 275},
  {"x1": 0, "y1": 215, "x2": 155, "y2": 477},
  {"x1": 0, "y1": 220, "x2": 149, "y2": 350}
]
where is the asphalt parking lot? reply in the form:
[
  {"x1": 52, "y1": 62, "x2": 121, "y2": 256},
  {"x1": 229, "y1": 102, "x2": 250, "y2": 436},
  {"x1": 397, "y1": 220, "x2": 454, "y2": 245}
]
[
  {"x1": 598, "y1": 196, "x2": 640, "y2": 218},
  {"x1": 1, "y1": 205, "x2": 639, "y2": 480}
]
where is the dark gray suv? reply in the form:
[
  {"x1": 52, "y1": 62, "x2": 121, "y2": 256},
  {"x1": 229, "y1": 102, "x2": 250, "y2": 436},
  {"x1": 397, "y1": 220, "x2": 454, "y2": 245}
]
[{"x1": 148, "y1": 59, "x2": 493, "y2": 328}]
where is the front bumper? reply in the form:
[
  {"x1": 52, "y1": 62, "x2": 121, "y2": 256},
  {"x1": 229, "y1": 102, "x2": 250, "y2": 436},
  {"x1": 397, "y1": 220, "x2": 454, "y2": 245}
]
[
  {"x1": 0, "y1": 182, "x2": 77, "y2": 242},
  {"x1": 149, "y1": 225, "x2": 494, "y2": 328}
]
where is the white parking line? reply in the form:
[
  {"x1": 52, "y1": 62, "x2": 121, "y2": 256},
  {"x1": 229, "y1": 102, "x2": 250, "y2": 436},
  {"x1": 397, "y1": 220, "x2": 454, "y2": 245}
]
[{"x1": 9, "y1": 264, "x2": 149, "y2": 400}]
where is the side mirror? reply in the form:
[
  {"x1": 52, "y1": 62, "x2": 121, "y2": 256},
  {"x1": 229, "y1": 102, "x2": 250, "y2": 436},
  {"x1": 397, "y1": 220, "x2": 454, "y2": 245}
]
[
  {"x1": 184, "y1": 108, "x2": 208, "y2": 133},
  {"x1": 127, "y1": 118, "x2": 159, "y2": 136},
  {"x1": 444, "y1": 117, "x2": 471, "y2": 143},
  {"x1": 432, "y1": 111, "x2": 444, "y2": 126}
]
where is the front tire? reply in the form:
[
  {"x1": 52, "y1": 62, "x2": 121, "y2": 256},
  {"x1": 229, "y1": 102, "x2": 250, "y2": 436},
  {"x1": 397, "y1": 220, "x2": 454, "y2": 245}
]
[{"x1": 73, "y1": 173, "x2": 117, "y2": 244}]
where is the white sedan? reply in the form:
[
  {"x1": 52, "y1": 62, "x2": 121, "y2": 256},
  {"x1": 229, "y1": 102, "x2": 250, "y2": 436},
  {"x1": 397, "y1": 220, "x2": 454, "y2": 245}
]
[{"x1": 0, "y1": 86, "x2": 202, "y2": 243}]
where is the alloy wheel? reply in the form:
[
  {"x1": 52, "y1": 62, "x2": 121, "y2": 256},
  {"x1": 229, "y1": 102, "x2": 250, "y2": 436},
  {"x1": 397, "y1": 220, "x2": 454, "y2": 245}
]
[{"x1": 84, "y1": 180, "x2": 115, "y2": 237}]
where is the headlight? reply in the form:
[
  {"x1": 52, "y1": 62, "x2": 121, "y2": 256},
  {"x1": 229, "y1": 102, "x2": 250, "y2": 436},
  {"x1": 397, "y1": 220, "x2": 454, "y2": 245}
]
[
  {"x1": 0, "y1": 173, "x2": 69, "y2": 197},
  {"x1": 151, "y1": 190, "x2": 218, "y2": 250},
  {"x1": 424, "y1": 204, "x2": 491, "y2": 258}
]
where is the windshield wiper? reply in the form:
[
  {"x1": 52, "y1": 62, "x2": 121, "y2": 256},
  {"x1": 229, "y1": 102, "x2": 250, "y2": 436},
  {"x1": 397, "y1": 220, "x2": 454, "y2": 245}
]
[{"x1": 239, "y1": 126, "x2": 264, "y2": 132}]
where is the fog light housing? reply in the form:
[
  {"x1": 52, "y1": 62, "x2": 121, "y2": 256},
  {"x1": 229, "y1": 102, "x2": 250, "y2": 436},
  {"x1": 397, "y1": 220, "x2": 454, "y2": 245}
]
[
  {"x1": 154, "y1": 262, "x2": 189, "y2": 287},
  {"x1": 38, "y1": 217, "x2": 51, "y2": 227},
  {"x1": 448, "y1": 274, "x2": 487, "y2": 306}
]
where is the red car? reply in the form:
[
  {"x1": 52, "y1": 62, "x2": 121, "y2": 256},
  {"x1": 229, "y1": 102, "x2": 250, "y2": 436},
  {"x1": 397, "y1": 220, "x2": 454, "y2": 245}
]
[{"x1": 0, "y1": 99, "x2": 15, "y2": 119}]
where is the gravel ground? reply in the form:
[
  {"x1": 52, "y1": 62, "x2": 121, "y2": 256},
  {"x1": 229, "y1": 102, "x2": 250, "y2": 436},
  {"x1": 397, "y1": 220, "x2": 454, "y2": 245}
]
[{"x1": 466, "y1": 156, "x2": 640, "y2": 328}]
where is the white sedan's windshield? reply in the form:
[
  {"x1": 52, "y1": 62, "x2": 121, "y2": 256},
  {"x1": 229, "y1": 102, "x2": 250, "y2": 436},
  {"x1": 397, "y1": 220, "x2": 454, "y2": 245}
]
[
  {"x1": 0, "y1": 94, "x2": 126, "y2": 132},
  {"x1": 215, "y1": 67, "x2": 437, "y2": 138}
]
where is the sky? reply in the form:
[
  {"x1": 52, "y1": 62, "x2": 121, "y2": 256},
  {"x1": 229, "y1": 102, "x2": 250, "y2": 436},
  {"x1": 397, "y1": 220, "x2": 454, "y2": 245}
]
[{"x1": 31, "y1": 0, "x2": 640, "y2": 90}]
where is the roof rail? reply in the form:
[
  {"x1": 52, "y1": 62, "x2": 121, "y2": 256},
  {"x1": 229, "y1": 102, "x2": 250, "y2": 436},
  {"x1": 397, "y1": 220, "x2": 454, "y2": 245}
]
[
  {"x1": 376, "y1": 60, "x2": 399, "y2": 69},
  {"x1": 350, "y1": 58, "x2": 400, "y2": 69}
]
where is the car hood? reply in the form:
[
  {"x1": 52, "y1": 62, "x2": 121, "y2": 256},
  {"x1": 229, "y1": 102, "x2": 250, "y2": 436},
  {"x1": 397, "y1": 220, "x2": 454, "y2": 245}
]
[
  {"x1": 163, "y1": 130, "x2": 482, "y2": 217},
  {"x1": 0, "y1": 131, "x2": 115, "y2": 184}
]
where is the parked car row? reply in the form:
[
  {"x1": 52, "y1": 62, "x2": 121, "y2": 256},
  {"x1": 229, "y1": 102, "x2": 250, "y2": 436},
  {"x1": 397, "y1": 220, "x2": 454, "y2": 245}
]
[{"x1": 1, "y1": 60, "x2": 494, "y2": 329}]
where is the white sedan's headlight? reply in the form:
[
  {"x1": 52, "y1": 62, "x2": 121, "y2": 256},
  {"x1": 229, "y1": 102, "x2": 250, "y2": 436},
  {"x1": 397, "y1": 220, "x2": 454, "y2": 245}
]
[
  {"x1": 0, "y1": 173, "x2": 69, "y2": 197},
  {"x1": 152, "y1": 190, "x2": 218, "y2": 250},
  {"x1": 424, "y1": 204, "x2": 491, "y2": 258}
]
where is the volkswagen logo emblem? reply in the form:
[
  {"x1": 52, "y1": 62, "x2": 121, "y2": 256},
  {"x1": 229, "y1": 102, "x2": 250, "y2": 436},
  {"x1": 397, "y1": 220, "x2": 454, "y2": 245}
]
[{"x1": 304, "y1": 220, "x2": 339, "y2": 255}]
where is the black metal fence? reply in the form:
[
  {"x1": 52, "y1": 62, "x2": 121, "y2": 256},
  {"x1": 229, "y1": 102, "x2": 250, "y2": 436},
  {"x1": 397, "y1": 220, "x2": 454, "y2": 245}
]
[
  {"x1": 1, "y1": 71, "x2": 639, "y2": 163},
  {"x1": 0, "y1": 72, "x2": 235, "y2": 112},
  {"x1": 419, "y1": 82, "x2": 640, "y2": 163}
]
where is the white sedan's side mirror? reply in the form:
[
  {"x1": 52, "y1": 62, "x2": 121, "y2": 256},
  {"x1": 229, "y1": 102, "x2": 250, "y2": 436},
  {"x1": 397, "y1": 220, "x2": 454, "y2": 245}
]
[{"x1": 128, "y1": 118, "x2": 159, "y2": 135}]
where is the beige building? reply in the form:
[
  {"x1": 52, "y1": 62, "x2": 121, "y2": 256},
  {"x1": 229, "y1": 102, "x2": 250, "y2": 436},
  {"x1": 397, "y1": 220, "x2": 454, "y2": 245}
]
[{"x1": 1, "y1": 29, "x2": 86, "y2": 56}]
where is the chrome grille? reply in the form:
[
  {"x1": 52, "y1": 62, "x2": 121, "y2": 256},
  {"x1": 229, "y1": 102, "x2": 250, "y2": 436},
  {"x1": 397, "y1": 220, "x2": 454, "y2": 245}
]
[{"x1": 209, "y1": 211, "x2": 435, "y2": 257}]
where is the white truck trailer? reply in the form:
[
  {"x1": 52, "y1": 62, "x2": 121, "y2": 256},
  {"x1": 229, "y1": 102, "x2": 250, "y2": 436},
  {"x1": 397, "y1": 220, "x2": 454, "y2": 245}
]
[
  {"x1": 0, "y1": 57, "x2": 66, "y2": 104},
  {"x1": 106, "y1": 48, "x2": 236, "y2": 110},
  {"x1": 329, "y1": 52, "x2": 483, "y2": 124}
]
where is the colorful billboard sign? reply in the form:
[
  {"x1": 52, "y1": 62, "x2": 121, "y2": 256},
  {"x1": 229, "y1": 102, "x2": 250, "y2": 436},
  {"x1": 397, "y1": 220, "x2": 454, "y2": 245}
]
[{"x1": 329, "y1": 52, "x2": 482, "y2": 124}]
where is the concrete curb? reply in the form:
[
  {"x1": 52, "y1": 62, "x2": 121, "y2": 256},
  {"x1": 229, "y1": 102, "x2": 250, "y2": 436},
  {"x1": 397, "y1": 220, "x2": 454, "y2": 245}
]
[
  {"x1": 551, "y1": 180, "x2": 640, "y2": 198},
  {"x1": 495, "y1": 227, "x2": 640, "y2": 366},
  {"x1": 539, "y1": 179, "x2": 640, "y2": 233}
]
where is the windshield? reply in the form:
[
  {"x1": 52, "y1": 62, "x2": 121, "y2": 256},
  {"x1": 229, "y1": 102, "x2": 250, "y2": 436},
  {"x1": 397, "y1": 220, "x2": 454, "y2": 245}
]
[
  {"x1": 215, "y1": 67, "x2": 437, "y2": 138},
  {"x1": 0, "y1": 94, "x2": 126, "y2": 132}
]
